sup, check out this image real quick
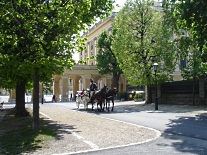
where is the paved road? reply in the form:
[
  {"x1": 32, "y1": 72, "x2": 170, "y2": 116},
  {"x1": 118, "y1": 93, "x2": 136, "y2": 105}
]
[
  {"x1": 46, "y1": 101, "x2": 207, "y2": 155},
  {"x1": 3, "y1": 101, "x2": 207, "y2": 154}
]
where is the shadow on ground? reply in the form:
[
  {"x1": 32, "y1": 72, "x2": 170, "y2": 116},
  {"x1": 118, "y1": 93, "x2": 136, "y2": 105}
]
[
  {"x1": 0, "y1": 108, "x2": 79, "y2": 155},
  {"x1": 160, "y1": 113, "x2": 207, "y2": 154}
]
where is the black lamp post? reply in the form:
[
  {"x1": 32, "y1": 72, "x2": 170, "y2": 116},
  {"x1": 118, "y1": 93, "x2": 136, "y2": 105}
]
[
  {"x1": 42, "y1": 83, "x2": 44, "y2": 104},
  {"x1": 153, "y1": 62, "x2": 158, "y2": 110}
]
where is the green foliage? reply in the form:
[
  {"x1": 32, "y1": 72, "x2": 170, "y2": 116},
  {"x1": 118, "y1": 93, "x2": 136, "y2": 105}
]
[
  {"x1": 96, "y1": 30, "x2": 122, "y2": 75},
  {"x1": 0, "y1": 0, "x2": 115, "y2": 122},
  {"x1": 163, "y1": 0, "x2": 207, "y2": 48},
  {"x1": 163, "y1": 0, "x2": 207, "y2": 80},
  {"x1": 174, "y1": 37, "x2": 207, "y2": 81},
  {"x1": 117, "y1": 91, "x2": 126, "y2": 100},
  {"x1": 112, "y1": 0, "x2": 175, "y2": 86},
  {"x1": 0, "y1": 0, "x2": 115, "y2": 89},
  {"x1": 133, "y1": 93, "x2": 143, "y2": 99},
  {"x1": 96, "y1": 29, "x2": 123, "y2": 89},
  {"x1": 43, "y1": 78, "x2": 54, "y2": 94}
]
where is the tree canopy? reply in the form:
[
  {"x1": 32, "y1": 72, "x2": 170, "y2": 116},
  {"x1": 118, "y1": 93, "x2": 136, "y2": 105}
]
[
  {"x1": 96, "y1": 30, "x2": 123, "y2": 89},
  {"x1": 112, "y1": 0, "x2": 175, "y2": 86},
  {"x1": 0, "y1": 0, "x2": 115, "y2": 87},
  {"x1": 163, "y1": 0, "x2": 207, "y2": 47},
  {"x1": 0, "y1": 0, "x2": 115, "y2": 128},
  {"x1": 163, "y1": 0, "x2": 207, "y2": 80}
]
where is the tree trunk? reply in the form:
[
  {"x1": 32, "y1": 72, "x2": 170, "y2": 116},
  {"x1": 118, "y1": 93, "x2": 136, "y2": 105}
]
[
  {"x1": 15, "y1": 82, "x2": 29, "y2": 117},
  {"x1": 145, "y1": 85, "x2": 152, "y2": 104},
  {"x1": 33, "y1": 69, "x2": 40, "y2": 130},
  {"x1": 113, "y1": 72, "x2": 121, "y2": 91}
]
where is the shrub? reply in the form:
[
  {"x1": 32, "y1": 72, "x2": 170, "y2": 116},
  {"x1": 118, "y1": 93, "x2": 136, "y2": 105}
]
[
  {"x1": 133, "y1": 93, "x2": 143, "y2": 100},
  {"x1": 117, "y1": 91, "x2": 126, "y2": 100}
]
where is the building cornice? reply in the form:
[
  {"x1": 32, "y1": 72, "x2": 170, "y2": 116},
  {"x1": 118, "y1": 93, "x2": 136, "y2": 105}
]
[{"x1": 82, "y1": 12, "x2": 117, "y2": 37}]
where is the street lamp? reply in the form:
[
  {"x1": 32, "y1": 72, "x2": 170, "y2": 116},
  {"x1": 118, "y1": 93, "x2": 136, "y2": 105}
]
[
  {"x1": 153, "y1": 62, "x2": 158, "y2": 110},
  {"x1": 42, "y1": 83, "x2": 44, "y2": 104}
]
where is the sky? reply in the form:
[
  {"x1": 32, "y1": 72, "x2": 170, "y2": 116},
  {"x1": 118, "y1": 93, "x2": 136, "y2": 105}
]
[
  {"x1": 114, "y1": 0, "x2": 126, "y2": 11},
  {"x1": 72, "y1": 0, "x2": 127, "y2": 61}
]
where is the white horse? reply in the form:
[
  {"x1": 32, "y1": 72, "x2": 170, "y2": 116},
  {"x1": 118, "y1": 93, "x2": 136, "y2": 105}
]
[{"x1": 76, "y1": 90, "x2": 90, "y2": 110}]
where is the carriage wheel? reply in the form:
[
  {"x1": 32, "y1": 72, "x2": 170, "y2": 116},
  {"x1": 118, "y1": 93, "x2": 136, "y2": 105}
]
[
  {"x1": 76, "y1": 102, "x2": 80, "y2": 109},
  {"x1": 76, "y1": 98, "x2": 80, "y2": 109}
]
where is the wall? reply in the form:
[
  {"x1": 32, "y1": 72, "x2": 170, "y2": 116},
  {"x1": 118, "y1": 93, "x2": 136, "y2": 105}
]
[{"x1": 150, "y1": 79, "x2": 207, "y2": 105}]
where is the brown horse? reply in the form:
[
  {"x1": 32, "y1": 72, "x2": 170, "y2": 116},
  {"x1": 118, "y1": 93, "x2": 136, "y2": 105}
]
[
  {"x1": 90, "y1": 85, "x2": 107, "y2": 111},
  {"x1": 105, "y1": 88, "x2": 117, "y2": 111}
]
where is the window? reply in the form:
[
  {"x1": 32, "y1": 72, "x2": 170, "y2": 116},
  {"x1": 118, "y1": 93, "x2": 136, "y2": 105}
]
[
  {"x1": 181, "y1": 29, "x2": 185, "y2": 35},
  {"x1": 180, "y1": 56, "x2": 186, "y2": 68},
  {"x1": 108, "y1": 27, "x2": 112, "y2": 33},
  {"x1": 91, "y1": 41, "x2": 94, "y2": 50}
]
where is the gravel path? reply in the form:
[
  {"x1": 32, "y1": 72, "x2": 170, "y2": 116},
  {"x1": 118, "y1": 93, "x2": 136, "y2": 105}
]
[
  {"x1": 2, "y1": 101, "x2": 206, "y2": 155},
  {"x1": 29, "y1": 105, "x2": 160, "y2": 155}
]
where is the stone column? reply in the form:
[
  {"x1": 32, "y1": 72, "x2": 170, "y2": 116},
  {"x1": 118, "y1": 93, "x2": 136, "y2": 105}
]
[
  {"x1": 9, "y1": 89, "x2": 16, "y2": 103},
  {"x1": 53, "y1": 81, "x2": 60, "y2": 101},
  {"x1": 74, "y1": 80, "x2": 80, "y2": 95},
  {"x1": 61, "y1": 77, "x2": 69, "y2": 101},
  {"x1": 84, "y1": 78, "x2": 91, "y2": 90},
  {"x1": 103, "y1": 74, "x2": 113, "y2": 89},
  {"x1": 106, "y1": 78, "x2": 112, "y2": 89},
  {"x1": 82, "y1": 75, "x2": 92, "y2": 90}
]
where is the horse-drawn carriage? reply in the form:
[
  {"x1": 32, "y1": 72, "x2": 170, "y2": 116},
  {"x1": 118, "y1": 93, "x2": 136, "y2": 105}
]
[
  {"x1": 75, "y1": 89, "x2": 90, "y2": 110},
  {"x1": 76, "y1": 86, "x2": 117, "y2": 111}
]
